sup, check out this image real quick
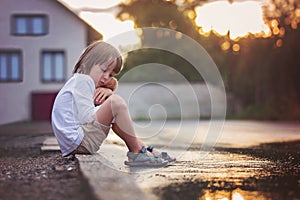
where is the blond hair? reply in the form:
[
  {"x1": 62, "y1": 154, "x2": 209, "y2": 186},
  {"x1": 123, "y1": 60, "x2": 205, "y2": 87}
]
[{"x1": 73, "y1": 41, "x2": 123, "y2": 75}]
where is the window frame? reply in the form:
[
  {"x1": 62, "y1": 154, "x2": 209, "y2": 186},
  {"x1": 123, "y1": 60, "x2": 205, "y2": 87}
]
[
  {"x1": 41, "y1": 50, "x2": 66, "y2": 83},
  {"x1": 11, "y1": 14, "x2": 49, "y2": 36},
  {"x1": 0, "y1": 50, "x2": 23, "y2": 83}
]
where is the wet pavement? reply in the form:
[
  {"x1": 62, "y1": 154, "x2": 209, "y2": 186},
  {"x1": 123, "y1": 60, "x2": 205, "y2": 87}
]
[
  {"x1": 88, "y1": 120, "x2": 300, "y2": 200},
  {"x1": 8, "y1": 120, "x2": 300, "y2": 200},
  {"x1": 149, "y1": 142, "x2": 300, "y2": 200}
]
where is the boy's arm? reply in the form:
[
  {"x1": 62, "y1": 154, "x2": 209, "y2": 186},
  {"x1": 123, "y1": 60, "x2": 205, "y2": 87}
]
[{"x1": 94, "y1": 78, "x2": 118, "y2": 105}]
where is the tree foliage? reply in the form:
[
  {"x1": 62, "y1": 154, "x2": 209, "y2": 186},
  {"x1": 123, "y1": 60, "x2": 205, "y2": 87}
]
[
  {"x1": 116, "y1": 0, "x2": 300, "y2": 120},
  {"x1": 117, "y1": 0, "x2": 200, "y2": 39}
]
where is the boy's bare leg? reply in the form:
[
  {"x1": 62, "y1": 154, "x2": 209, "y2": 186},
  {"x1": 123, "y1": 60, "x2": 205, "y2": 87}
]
[
  {"x1": 112, "y1": 123, "x2": 146, "y2": 153},
  {"x1": 94, "y1": 94, "x2": 144, "y2": 153}
]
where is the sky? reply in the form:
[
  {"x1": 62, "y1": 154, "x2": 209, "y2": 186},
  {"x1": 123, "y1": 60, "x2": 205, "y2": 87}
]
[
  {"x1": 60, "y1": 0, "x2": 271, "y2": 43},
  {"x1": 60, "y1": 0, "x2": 134, "y2": 41}
]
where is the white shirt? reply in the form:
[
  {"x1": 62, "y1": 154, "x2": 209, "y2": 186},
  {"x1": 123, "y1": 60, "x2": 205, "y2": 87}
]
[{"x1": 51, "y1": 73, "x2": 99, "y2": 156}]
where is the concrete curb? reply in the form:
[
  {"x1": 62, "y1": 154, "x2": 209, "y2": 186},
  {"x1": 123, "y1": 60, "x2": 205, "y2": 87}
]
[
  {"x1": 77, "y1": 154, "x2": 152, "y2": 200},
  {"x1": 42, "y1": 136, "x2": 153, "y2": 200}
]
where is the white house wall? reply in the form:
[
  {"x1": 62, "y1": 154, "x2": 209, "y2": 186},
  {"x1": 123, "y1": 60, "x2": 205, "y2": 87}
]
[{"x1": 0, "y1": 0, "x2": 88, "y2": 124}]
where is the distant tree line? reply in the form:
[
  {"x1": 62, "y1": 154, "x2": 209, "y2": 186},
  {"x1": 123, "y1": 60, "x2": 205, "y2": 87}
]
[{"x1": 116, "y1": 0, "x2": 300, "y2": 120}]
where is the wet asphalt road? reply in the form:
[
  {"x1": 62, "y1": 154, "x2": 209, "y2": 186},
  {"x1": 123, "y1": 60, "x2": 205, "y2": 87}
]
[
  {"x1": 100, "y1": 120, "x2": 300, "y2": 200},
  {"x1": 150, "y1": 141, "x2": 300, "y2": 200}
]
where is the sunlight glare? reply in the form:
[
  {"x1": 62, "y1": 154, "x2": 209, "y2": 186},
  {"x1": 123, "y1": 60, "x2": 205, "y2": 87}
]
[
  {"x1": 59, "y1": 0, "x2": 139, "y2": 46},
  {"x1": 80, "y1": 12, "x2": 139, "y2": 46},
  {"x1": 233, "y1": 191, "x2": 244, "y2": 200},
  {"x1": 195, "y1": 1, "x2": 271, "y2": 40},
  {"x1": 60, "y1": 0, "x2": 123, "y2": 9}
]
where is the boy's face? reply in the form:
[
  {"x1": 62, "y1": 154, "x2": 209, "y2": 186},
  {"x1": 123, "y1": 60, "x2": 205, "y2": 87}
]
[{"x1": 89, "y1": 59, "x2": 117, "y2": 88}]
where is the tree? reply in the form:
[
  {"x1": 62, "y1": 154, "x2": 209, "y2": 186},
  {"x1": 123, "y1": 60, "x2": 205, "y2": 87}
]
[
  {"x1": 116, "y1": 0, "x2": 210, "y2": 82},
  {"x1": 116, "y1": 0, "x2": 300, "y2": 119},
  {"x1": 117, "y1": 0, "x2": 202, "y2": 39}
]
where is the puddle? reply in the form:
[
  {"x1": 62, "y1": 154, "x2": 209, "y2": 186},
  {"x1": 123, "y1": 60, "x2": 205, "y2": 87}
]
[
  {"x1": 201, "y1": 188, "x2": 271, "y2": 199},
  {"x1": 154, "y1": 174, "x2": 300, "y2": 199}
]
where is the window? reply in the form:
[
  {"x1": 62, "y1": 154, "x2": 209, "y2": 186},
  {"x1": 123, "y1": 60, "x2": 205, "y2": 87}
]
[
  {"x1": 0, "y1": 50, "x2": 22, "y2": 82},
  {"x1": 12, "y1": 14, "x2": 48, "y2": 36},
  {"x1": 41, "y1": 51, "x2": 65, "y2": 82}
]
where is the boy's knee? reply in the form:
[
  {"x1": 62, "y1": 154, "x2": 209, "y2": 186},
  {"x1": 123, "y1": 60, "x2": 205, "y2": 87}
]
[{"x1": 109, "y1": 94, "x2": 127, "y2": 111}]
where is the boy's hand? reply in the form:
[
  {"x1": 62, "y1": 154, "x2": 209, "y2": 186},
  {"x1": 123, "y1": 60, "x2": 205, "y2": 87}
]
[
  {"x1": 94, "y1": 87, "x2": 113, "y2": 105},
  {"x1": 105, "y1": 77, "x2": 118, "y2": 91}
]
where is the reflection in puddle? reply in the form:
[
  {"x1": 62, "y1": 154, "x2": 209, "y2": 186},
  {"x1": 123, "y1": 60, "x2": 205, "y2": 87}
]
[
  {"x1": 201, "y1": 188, "x2": 268, "y2": 200},
  {"x1": 151, "y1": 147, "x2": 300, "y2": 200}
]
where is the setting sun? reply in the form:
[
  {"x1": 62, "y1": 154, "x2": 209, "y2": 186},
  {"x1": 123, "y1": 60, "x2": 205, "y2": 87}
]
[{"x1": 195, "y1": 1, "x2": 271, "y2": 40}]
